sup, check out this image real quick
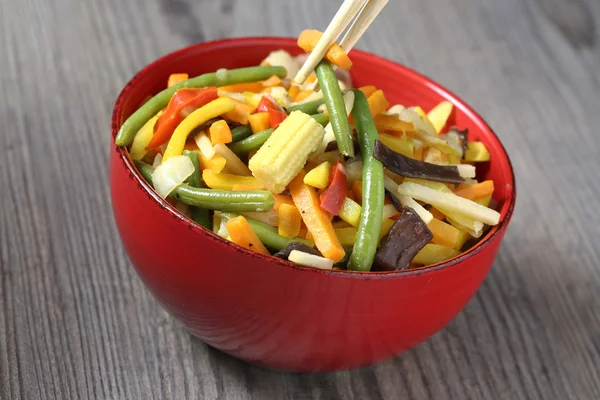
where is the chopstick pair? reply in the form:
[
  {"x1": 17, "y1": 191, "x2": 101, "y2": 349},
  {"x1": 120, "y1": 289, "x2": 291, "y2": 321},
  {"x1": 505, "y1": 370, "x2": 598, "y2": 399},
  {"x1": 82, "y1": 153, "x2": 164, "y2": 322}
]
[{"x1": 294, "y1": 0, "x2": 389, "y2": 85}]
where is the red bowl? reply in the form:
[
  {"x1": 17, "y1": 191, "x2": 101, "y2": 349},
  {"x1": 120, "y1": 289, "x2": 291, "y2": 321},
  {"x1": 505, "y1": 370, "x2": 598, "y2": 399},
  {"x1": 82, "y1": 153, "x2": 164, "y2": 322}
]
[{"x1": 110, "y1": 37, "x2": 516, "y2": 372}]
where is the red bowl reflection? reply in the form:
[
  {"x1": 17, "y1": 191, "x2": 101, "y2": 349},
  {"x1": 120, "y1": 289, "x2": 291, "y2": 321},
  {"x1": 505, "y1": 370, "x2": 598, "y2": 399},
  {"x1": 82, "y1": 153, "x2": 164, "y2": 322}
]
[{"x1": 110, "y1": 37, "x2": 516, "y2": 372}]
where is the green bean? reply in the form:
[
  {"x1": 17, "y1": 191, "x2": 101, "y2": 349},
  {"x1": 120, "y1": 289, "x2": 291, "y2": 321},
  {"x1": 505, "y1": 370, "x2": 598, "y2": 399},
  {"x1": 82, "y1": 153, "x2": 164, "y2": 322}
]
[
  {"x1": 220, "y1": 213, "x2": 313, "y2": 250},
  {"x1": 183, "y1": 150, "x2": 203, "y2": 187},
  {"x1": 228, "y1": 128, "x2": 273, "y2": 154},
  {"x1": 116, "y1": 65, "x2": 287, "y2": 146},
  {"x1": 183, "y1": 150, "x2": 211, "y2": 228},
  {"x1": 134, "y1": 161, "x2": 275, "y2": 212},
  {"x1": 310, "y1": 112, "x2": 329, "y2": 127},
  {"x1": 287, "y1": 98, "x2": 325, "y2": 114},
  {"x1": 315, "y1": 61, "x2": 354, "y2": 157},
  {"x1": 231, "y1": 125, "x2": 253, "y2": 142},
  {"x1": 348, "y1": 90, "x2": 385, "y2": 271}
]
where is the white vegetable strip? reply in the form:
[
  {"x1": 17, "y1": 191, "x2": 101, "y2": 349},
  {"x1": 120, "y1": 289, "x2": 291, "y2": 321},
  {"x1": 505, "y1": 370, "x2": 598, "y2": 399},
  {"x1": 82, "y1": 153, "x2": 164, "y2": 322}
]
[
  {"x1": 152, "y1": 153, "x2": 163, "y2": 168},
  {"x1": 397, "y1": 182, "x2": 500, "y2": 225},
  {"x1": 214, "y1": 144, "x2": 252, "y2": 176},
  {"x1": 240, "y1": 211, "x2": 279, "y2": 227},
  {"x1": 454, "y1": 164, "x2": 476, "y2": 179},
  {"x1": 151, "y1": 155, "x2": 195, "y2": 199},
  {"x1": 288, "y1": 250, "x2": 334, "y2": 270},
  {"x1": 381, "y1": 203, "x2": 400, "y2": 220},
  {"x1": 194, "y1": 132, "x2": 215, "y2": 160},
  {"x1": 383, "y1": 176, "x2": 433, "y2": 224}
]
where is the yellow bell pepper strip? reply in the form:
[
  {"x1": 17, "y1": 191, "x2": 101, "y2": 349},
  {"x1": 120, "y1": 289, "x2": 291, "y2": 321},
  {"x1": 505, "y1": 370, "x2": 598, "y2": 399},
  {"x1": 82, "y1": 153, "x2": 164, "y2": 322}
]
[
  {"x1": 289, "y1": 170, "x2": 345, "y2": 262},
  {"x1": 412, "y1": 244, "x2": 460, "y2": 265},
  {"x1": 168, "y1": 73, "x2": 189, "y2": 88},
  {"x1": 464, "y1": 141, "x2": 491, "y2": 162},
  {"x1": 338, "y1": 197, "x2": 361, "y2": 227},
  {"x1": 163, "y1": 96, "x2": 235, "y2": 161},
  {"x1": 426, "y1": 101, "x2": 453, "y2": 133},
  {"x1": 202, "y1": 170, "x2": 264, "y2": 191},
  {"x1": 378, "y1": 133, "x2": 414, "y2": 158},
  {"x1": 226, "y1": 216, "x2": 270, "y2": 255},
  {"x1": 303, "y1": 161, "x2": 331, "y2": 189},
  {"x1": 130, "y1": 112, "x2": 161, "y2": 160},
  {"x1": 278, "y1": 204, "x2": 302, "y2": 238}
]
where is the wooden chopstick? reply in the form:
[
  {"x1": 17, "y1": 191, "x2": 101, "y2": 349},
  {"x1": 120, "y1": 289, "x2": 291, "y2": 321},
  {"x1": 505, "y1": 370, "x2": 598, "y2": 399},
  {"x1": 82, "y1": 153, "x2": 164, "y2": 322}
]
[
  {"x1": 339, "y1": 0, "x2": 389, "y2": 52},
  {"x1": 299, "y1": 0, "x2": 389, "y2": 91},
  {"x1": 294, "y1": 0, "x2": 367, "y2": 84}
]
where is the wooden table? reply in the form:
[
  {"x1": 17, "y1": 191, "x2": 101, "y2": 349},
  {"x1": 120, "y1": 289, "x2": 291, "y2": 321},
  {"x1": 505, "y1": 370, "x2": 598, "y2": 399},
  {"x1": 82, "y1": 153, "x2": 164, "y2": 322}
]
[{"x1": 1, "y1": 0, "x2": 599, "y2": 398}]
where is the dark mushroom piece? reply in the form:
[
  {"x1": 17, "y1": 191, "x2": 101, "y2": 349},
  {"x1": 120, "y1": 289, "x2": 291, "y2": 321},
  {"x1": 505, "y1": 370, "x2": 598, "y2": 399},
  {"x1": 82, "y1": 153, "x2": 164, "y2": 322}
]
[
  {"x1": 373, "y1": 207, "x2": 433, "y2": 271},
  {"x1": 373, "y1": 140, "x2": 465, "y2": 184}
]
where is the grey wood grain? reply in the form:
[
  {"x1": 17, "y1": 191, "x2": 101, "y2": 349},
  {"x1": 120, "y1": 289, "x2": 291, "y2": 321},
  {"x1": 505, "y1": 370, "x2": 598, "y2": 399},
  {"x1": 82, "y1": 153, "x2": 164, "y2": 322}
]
[{"x1": 1, "y1": 0, "x2": 599, "y2": 398}]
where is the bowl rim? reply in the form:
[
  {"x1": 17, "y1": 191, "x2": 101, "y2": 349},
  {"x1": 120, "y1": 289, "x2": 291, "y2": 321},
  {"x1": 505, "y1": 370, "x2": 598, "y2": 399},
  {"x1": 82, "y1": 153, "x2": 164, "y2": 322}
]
[{"x1": 111, "y1": 36, "x2": 516, "y2": 279}]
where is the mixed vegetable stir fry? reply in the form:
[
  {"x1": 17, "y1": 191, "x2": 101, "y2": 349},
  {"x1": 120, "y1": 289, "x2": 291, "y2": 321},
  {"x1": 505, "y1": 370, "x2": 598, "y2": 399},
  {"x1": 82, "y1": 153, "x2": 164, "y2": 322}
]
[{"x1": 116, "y1": 30, "x2": 501, "y2": 271}]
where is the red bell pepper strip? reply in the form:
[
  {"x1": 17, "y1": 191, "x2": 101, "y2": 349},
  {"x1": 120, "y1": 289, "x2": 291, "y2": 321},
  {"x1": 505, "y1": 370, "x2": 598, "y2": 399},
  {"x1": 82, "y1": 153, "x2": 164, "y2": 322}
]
[
  {"x1": 267, "y1": 108, "x2": 287, "y2": 129},
  {"x1": 146, "y1": 87, "x2": 218, "y2": 149},
  {"x1": 320, "y1": 162, "x2": 348, "y2": 215},
  {"x1": 257, "y1": 94, "x2": 287, "y2": 129},
  {"x1": 257, "y1": 94, "x2": 284, "y2": 112}
]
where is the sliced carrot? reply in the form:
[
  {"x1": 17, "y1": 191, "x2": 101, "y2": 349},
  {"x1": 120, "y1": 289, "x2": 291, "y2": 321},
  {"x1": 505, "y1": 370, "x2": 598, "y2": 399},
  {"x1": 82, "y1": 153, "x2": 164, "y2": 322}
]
[
  {"x1": 454, "y1": 180, "x2": 495, "y2": 201},
  {"x1": 198, "y1": 152, "x2": 226, "y2": 173},
  {"x1": 248, "y1": 112, "x2": 270, "y2": 133},
  {"x1": 223, "y1": 99, "x2": 254, "y2": 125},
  {"x1": 373, "y1": 114, "x2": 414, "y2": 133},
  {"x1": 367, "y1": 90, "x2": 390, "y2": 117},
  {"x1": 219, "y1": 82, "x2": 263, "y2": 93},
  {"x1": 232, "y1": 184, "x2": 261, "y2": 191},
  {"x1": 184, "y1": 140, "x2": 199, "y2": 151},
  {"x1": 298, "y1": 30, "x2": 352, "y2": 71},
  {"x1": 430, "y1": 207, "x2": 446, "y2": 221},
  {"x1": 359, "y1": 85, "x2": 378, "y2": 98},
  {"x1": 273, "y1": 194, "x2": 295, "y2": 211},
  {"x1": 278, "y1": 204, "x2": 302, "y2": 238},
  {"x1": 352, "y1": 180, "x2": 363, "y2": 205},
  {"x1": 427, "y1": 218, "x2": 461, "y2": 248},
  {"x1": 262, "y1": 75, "x2": 282, "y2": 87},
  {"x1": 289, "y1": 170, "x2": 345, "y2": 262},
  {"x1": 209, "y1": 120, "x2": 232, "y2": 145},
  {"x1": 293, "y1": 90, "x2": 313, "y2": 102},
  {"x1": 287, "y1": 85, "x2": 300, "y2": 99},
  {"x1": 168, "y1": 73, "x2": 188, "y2": 88},
  {"x1": 226, "y1": 216, "x2": 270, "y2": 255}
]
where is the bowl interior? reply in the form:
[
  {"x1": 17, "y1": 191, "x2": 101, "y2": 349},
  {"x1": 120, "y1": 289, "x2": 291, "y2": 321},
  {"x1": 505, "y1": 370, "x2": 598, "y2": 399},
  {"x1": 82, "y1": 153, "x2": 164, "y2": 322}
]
[{"x1": 114, "y1": 37, "x2": 515, "y2": 274}]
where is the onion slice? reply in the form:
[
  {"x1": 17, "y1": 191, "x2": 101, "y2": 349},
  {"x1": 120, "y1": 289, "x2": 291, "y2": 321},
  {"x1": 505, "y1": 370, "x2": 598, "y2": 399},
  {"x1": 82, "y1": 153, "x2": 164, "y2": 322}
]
[{"x1": 151, "y1": 155, "x2": 195, "y2": 199}]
